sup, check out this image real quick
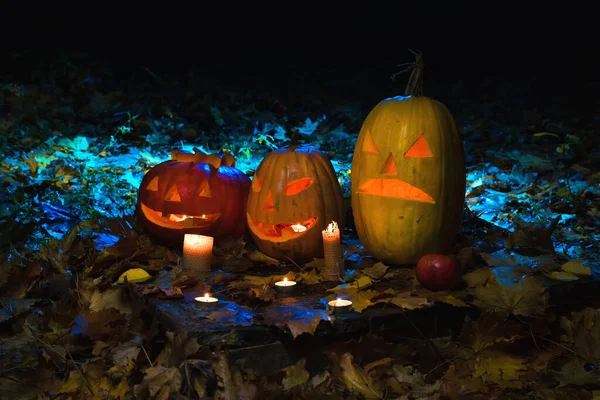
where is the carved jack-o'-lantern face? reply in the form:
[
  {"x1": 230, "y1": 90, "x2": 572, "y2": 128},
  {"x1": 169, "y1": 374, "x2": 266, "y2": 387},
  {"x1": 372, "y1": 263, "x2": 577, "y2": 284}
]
[
  {"x1": 137, "y1": 151, "x2": 251, "y2": 242},
  {"x1": 351, "y1": 94, "x2": 466, "y2": 265},
  {"x1": 246, "y1": 145, "x2": 344, "y2": 262},
  {"x1": 357, "y1": 127, "x2": 436, "y2": 203}
]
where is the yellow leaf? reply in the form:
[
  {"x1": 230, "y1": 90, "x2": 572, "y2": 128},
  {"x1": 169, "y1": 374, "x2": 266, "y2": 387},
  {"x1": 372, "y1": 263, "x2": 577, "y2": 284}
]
[
  {"x1": 475, "y1": 350, "x2": 525, "y2": 388},
  {"x1": 463, "y1": 268, "x2": 492, "y2": 287},
  {"x1": 297, "y1": 269, "x2": 321, "y2": 285},
  {"x1": 437, "y1": 295, "x2": 469, "y2": 308},
  {"x1": 282, "y1": 359, "x2": 310, "y2": 390},
  {"x1": 533, "y1": 132, "x2": 560, "y2": 138},
  {"x1": 342, "y1": 289, "x2": 380, "y2": 312},
  {"x1": 561, "y1": 259, "x2": 592, "y2": 276},
  {"x1": 362, "y1": 262, "x2": 388, "y2": 280},
  {"x1": 387, "y1": 294, "x2": 429, "y2": 310},
  {"x1": 327, "y1": 275, "x2": 373, "y2": 293},
  {"x1": 248, "y1": 251, "x2": 280, "y2": 266},
  {"x1": 338, "y1": 353, "x2": 383, "y2": 399},
  {"x1": 544, "y1": 271, "x2": 579, "y2": 282},
  {"x1": 117, "y1": 268, "x2": 151, "y2": 284}
]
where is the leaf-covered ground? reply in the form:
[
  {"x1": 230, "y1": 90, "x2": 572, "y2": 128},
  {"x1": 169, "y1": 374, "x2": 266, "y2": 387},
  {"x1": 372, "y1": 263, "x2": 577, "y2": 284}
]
[{"x1": 1, "y1": 52, "x2": 599, "y2": 399}]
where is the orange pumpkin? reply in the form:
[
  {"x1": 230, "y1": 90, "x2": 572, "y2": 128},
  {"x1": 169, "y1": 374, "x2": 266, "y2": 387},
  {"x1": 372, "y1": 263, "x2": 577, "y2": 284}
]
[
  {"x1": 137, "y1": 150, "x2": 251, "y2": 242},
  {"x1": 351, "y1": 54, "x2": 466, "y2": 264},
  {"x1": 246, "y1": 144, "x2": 344, "y2": 262}
]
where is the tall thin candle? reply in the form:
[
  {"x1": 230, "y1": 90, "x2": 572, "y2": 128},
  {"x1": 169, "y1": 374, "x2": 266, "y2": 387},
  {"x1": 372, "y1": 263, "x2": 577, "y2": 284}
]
[{"x1": 322, "y1": 221, "x2": 343, "y2": 281}]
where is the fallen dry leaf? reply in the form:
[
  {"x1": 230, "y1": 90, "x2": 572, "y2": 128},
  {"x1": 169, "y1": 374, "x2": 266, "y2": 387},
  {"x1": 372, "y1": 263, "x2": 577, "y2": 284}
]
[{"x1": 474, "y1": 275, "x2": 548, "y2": 316}]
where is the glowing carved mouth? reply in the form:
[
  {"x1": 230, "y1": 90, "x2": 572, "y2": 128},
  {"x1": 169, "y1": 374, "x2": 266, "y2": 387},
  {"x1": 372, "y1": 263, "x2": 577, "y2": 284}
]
[
  {"x1": 358, "y1": 179, "x2": 435, "y2": 203},
  {"x1": 247, "y1": 213, "x2": 317, "y2": 242},
  {"x1": 140, "y1": 203, "x2": 222, "y2": 229}
]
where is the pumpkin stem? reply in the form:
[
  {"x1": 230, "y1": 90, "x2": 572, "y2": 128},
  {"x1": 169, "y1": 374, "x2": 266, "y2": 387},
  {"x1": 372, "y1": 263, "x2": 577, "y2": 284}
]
[{"x1": 391, "y1": 50, "x2": 425, "y2": 97}]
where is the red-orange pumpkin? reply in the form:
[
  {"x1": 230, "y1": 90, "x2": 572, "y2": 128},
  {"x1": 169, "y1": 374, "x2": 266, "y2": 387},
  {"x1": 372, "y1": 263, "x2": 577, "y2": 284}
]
[{"x1": 137, "y1": 150, "x2": 251, "y2": 242}]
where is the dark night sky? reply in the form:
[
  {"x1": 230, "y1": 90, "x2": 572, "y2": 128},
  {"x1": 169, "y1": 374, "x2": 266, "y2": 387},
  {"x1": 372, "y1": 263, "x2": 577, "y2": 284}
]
[{"x1": 3, "y1": 1, "x2": 598, "y2": 84}]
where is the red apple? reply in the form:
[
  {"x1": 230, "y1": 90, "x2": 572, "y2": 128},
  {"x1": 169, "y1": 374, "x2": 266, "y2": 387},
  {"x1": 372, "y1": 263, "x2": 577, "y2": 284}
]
[{"x1": 416, "y1": 254, "x2": 461, "y2": 291}]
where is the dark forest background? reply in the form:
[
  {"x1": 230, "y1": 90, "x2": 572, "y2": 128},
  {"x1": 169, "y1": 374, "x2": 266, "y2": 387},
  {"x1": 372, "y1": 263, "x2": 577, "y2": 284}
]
[{"x1": 2, "y1": 1, "x2": 598, "y2": 85}]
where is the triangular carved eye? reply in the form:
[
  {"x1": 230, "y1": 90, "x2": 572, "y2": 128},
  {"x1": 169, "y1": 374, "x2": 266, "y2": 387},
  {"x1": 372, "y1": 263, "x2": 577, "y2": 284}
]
[
  {"x1": 252, "y1": 175, "x2": 262, "y2": 192},
  {"x1": 286, "y1": 177, "x2": 313, "y2": 196},
  {"x1": 362, "y1": 129, "x2": 380, "y2": 154},
  {"x1": 146, "y1": 176, "x2": 159, "y2": 191},
  {"x1": 164, "y1": 185, "x2": 181, "y2": 202},
  {"x1": 404, "y1": 135, "x2": 433, "y2": 158},
  {"x1": 198, "y1": 182, "x2": 212, "y2": 198},
  {"x1": 381, "y1": 153, "x2": 397, "y2": 175}
]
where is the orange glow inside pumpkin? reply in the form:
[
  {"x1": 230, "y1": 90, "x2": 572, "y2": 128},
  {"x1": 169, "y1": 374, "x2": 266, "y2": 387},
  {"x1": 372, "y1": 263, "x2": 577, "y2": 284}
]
[
  {"x1": 285, "y1": 177, "x2": 313, "y2": 195},
  {"x1": 139, "y1": 203, "x2": 222, "y2": 229},
  {"x1": 247, "y1": 213, "x2": 317, "y2": 242},
  {"x1": 381, "y1": 153, "x2": 397, "y2": 175},
  {"x1": 404, "y1": 135, "x2": 433, "y2": 158},
  {"x1": 362, "y1": 130, "x2": 379, "y2": 154},
  {"x1": 358, "y1": 179, "x2": 435, "y2": 203}
]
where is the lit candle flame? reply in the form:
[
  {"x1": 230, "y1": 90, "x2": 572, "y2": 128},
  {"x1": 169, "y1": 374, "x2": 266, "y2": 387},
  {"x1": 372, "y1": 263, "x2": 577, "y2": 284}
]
[
  {"x1": 283, "y1": 277, "x2": 288, "y2": 283},
  {"x1": 204, "y1": 293, "x2": 210, "y2": 299},
  {"x1": 291, "y1": 223, "x2": 307, "y2": 233},
  {"x1": 336, "y1": 298, "x2": 342, "y2": 307},
  {"x1": 326, "y1": 221, "x2": 339, "y2": 233},
  {"x1": 201, "y1": 214, "x2": 207, "y2": 219}
]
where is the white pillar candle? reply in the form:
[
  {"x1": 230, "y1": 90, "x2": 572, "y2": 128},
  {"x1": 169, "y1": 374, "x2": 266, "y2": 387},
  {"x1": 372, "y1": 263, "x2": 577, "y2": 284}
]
[
  {"x1": 322, "y1": 221, "x2": 343, "y2": 281},
  {"x1": 183, "y1": 234, "x2": 214, "y2": 274}
]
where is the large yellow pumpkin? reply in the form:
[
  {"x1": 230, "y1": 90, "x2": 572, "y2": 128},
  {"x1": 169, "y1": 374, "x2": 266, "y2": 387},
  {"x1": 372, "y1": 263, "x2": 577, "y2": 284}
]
[
  {"x1": 247, "y1": 144, "x2": 344, "y2": 262},
  {"x1": 351, "y1": 54, "x2": 466, "y2": 264}
]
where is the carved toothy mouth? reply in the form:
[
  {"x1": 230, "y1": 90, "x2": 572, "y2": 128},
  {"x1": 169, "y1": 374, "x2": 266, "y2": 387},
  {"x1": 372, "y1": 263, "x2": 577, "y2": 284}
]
[
  {"x1": 247, "y1": 213, "x2": 318, "y2": 242},
  {"x1": 140, "y1": 203, "x2": 222, "y2": 229},
  {"x1": 358, "y1": 179, "x2": 435, "y2": 203}
]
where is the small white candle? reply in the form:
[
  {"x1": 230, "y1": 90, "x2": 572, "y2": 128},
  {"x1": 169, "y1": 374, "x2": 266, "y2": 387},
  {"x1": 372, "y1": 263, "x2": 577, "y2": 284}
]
[
  {"x1": 195, "y1": 292, "x2": 219, "y2": 307},
  {"x1": 183, "y1": 234, "x2": 214, "y2": 274},
  {"x1": 275, "y1": 277, "x2": 297, "y2": 292},
  {"x1": 322, "y1": 221, "x2": 343, "y2": 281},
  {"x1": 328, "y1": 297, "x2": 352, "y2": 313}
]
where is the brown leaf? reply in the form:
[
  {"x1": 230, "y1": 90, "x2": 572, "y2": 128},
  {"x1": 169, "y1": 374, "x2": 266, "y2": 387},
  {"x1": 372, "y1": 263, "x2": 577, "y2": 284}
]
[
  {"x1": 155, "y1": 331, "x2": 201, "y2": 368},
  {"x1": 440, "y1": 365, "x2": 487, "y2": 399},
  {"x1": 134, "y1": 366, "x2": 182, "y2": 400}
]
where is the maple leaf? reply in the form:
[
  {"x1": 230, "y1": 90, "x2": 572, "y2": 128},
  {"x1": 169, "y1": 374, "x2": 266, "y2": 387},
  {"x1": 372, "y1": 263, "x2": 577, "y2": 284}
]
[
  {"x1": 111, "y1": 341, "x2": 142, "y2": 366},
  {"x1": 378, "y1": 291, "x2": 429, "y2": 310},
  {"x1": 155, "y1": 331, "x2": 201, "y2": 367},
  {"x1": 475, "y1": 350, "x2": 526, "y2": 388},
  {"x1": 89, "y1": 287, "x2": 132, "y2": 315},
  {"x1": 362, "y1": 262, "x2": 388, "y2": 280},
  {"x1": 474, "y1": 275, "x2": 548, "y2": 316},
  {"x1": 208, "y1": 302, "x2": 255, "y2": 327},
  {"x1": 459, "y1": 313, "x2": 524, "y2": 354},
  {"x1": 463, "y1": 268, "x2": 493, "y2": 288},
  {"x1": 134, "y1": 366, "x2": 182, "y2": 400},
  {"x1": 263, "y1": 305, "x2": 329, "y2": 338},
  {"x1": 282, "y1": 359, "x2": 310, "y2": 390},
  {"x1": 387, "y1": 364, "x2": 440, "y2": 398},
  {"x1": 327, "y1": 275, "x2": 373, "y2": 293},
  {"x1": 334, "y1": 352, "x2": 383, "y2": 399},
  {"x1": 440, "y1": 365, "x2": 487, "y2": 399},
  {"x1": 560, "y1": 308, "x2": 600, "y2": 361},
  {"x1": 250, "y1": 284, "x2": 276, "y2": 302}
]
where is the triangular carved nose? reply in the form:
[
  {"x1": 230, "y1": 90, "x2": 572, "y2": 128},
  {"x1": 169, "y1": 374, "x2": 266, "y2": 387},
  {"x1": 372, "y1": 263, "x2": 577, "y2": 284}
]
[
  {"x1": 381, "y1": 153, "x2": 397, "y2": 175},
  {"x1": 264, "y1": 191, "x2": 275, "y2": 211}
]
